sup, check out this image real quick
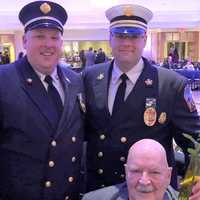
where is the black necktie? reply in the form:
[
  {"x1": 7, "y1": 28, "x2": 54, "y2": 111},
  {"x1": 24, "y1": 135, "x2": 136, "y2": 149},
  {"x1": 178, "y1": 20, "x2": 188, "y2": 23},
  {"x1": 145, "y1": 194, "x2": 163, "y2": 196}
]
[
  {"x1": 44, "y1": 75, "x2": 63, "y2": 123},
  {"x1": 112, "y1": 73, "x2": 128, "y2": 115}
]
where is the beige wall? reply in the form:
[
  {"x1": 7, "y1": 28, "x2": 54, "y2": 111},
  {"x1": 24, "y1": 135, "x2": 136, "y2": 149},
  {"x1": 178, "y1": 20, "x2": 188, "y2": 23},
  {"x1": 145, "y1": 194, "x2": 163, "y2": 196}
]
[{"x1": 1, "y1": 28, "x2": 200, "y2": 62}]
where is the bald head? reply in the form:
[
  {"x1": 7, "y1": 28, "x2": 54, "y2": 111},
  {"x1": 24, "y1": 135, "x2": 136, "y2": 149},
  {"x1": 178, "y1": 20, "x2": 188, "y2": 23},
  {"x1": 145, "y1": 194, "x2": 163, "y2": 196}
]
[
  {"x1": 125, "y1": 139, "x2": 172, "y2": 200},
  {"x1": 127, "y1": 139, "x2": 169, "y2": 168}
]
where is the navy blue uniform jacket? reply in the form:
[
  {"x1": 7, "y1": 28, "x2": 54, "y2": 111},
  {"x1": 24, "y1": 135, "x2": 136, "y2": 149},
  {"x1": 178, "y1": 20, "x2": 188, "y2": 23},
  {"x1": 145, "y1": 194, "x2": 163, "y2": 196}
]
[
  {"x1": 83, "y1": 58, "x2": 200, "y2": 191},
  {"x1": 0, "y1": 57, "x2": 85, "y2": 200}
]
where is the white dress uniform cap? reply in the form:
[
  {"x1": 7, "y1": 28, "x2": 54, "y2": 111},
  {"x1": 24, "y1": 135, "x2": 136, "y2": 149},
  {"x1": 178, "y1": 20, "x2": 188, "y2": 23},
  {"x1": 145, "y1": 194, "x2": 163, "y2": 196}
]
[{"x1": 105, "y1": 4, "x2": 153, "y2": 35}]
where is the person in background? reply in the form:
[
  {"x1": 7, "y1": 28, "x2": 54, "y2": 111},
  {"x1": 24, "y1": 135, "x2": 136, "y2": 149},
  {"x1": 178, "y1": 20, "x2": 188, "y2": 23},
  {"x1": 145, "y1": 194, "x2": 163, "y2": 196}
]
[
  {"x1": 168, "y1": 45, "x2": 179, "y2": 64},
  {"x1": 83, "y1": 3, "x2": 200, "y2": 192},
  {"x1": 2, "y1": 51, "x2": 10, "y2": 64},
  {"x1": 82, "y1": 139, "x2": 200, "y2": 200},
  {"x1": 85, "y1": 47, "x2": 95, "y2": 67},
  {"x1": 79, "y1": 49, "x2": 86, "y2": 68},
  {"x1": 17, "y1": 51, "x2": 24, "y2": 60},
  {"x1": 162, "y1": 56, "x2": 173, "y2": 69},
  {"x1": 95, "y1": 48, "x2": 106, "y2": 64},
  {"x1": 0, "y1": 52, "x2": 2, "y2": 64},
  {"x1": 0, "y1": 1, "x2": 85, "y2": 199},
  {"x1": 183, "y1": 59, "x2": 195, "y2": 70}
]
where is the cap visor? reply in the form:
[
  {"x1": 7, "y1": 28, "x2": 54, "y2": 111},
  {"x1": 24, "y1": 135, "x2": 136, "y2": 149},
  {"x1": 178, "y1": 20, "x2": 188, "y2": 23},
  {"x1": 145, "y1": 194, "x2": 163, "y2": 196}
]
[
  {"x1": 111, "y1": 27, "x2": 145, "y2": 36},
  {"x1": 26, "y1": 22, "x2": 63, "y2": 33}
]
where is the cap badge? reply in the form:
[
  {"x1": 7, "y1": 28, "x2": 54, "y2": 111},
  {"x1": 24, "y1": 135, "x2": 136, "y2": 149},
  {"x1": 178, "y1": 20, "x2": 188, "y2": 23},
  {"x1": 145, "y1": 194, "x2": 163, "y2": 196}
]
[
  {"x1": 123, "y1": 6, "x2": 134, "y2": 16},
  {"x1": 97, "y1": 73, "x2": 104, "y2": 80},
  {"x1": 158, "y1": 112, "x2": 167, "y2": 124},
  {"x1": 40, "y1": 2, "x2": 51, "y2": 14}
]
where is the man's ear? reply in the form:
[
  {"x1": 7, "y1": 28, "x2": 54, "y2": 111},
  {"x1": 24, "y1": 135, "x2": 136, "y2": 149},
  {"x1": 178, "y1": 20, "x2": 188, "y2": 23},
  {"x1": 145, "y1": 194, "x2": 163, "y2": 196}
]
[
  {"x1": 109, "y1": 32, "x2": 112, "y2": 45},
  {"x1": 143, "y1": 34, "x2": 147, "y2": 43},
  {"x1": 167, "y1": 167, "x2": 172, "y2": 185},
  {"x1": 22, "y1": 34, "x2": 27, "y2": 50}
]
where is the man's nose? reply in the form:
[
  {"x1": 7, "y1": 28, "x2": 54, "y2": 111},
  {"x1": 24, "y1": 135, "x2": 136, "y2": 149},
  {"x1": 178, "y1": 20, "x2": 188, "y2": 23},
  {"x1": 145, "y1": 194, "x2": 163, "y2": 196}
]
[
  {"x1": 139, "y1": 172, "x2": 151, "y2": 185},
  {"x1": 43, "y1": 37, "x2": 54, "y2": 46}
]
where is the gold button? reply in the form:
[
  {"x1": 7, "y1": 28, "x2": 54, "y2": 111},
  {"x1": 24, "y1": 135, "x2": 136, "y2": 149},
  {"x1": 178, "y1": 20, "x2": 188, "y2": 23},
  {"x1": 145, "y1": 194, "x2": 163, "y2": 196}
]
[
  {"x1": 98, "y1": 169, "x2": 103, "y2": 174},
  {"x1": 68, "y1": 176, "x2": 74, "y2": 183},
  {"x1": 98, "y1": 152, "x2": 103, "y2": 157},
  {"x1": 120, "y1": 137, "x2": 127, "y2": 143},
  {"x1": 49, "y1": 161, "x2": 55, "y2": 167},
  {"x1": 72, "y1": 156, "x2": 76, "y2": 162},
  {"x1": 120, "y1": 157, "x2": 126, "y2": 162},
  {"x1": 99, "y1": 134, "x2": 106, "y2": 140},
  {"x1": 120, "y1": 174, "x2": 125, "y2": 178},
  {"x1": 45, "y1": 181, "x2": 52, "y2": 188},
  {"x1": 72, "y1": 137, "x2": 76, "y2": 142},
  {"x1": 65, "y1": 196, "x2": 69, "y2": 200},
  {"x1": 51, "y1": 140, "x2": 56, "y2": 147}
]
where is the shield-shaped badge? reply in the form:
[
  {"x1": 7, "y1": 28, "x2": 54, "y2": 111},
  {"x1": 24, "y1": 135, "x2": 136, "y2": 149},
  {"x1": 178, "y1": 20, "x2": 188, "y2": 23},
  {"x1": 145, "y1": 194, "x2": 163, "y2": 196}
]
[{"x1": 144, "y1": 107, "x2": 157, "y2": 127}]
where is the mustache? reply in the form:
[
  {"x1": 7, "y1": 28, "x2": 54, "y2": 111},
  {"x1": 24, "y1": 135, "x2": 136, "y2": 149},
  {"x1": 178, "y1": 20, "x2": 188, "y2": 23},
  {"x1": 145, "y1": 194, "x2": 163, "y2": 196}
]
[{"x1": 136, "y1": 185, "x2": 154, "y2": 193}]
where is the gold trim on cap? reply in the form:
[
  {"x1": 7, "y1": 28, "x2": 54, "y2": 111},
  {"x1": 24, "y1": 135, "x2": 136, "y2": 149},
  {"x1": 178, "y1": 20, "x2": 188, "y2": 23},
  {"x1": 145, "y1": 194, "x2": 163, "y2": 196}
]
[
  {"x1": 40, "y1": 2, "x2": 51, "y2": 14},
  {"x1": 123, "y1": 6, "x2": 134, "y2": 16}
]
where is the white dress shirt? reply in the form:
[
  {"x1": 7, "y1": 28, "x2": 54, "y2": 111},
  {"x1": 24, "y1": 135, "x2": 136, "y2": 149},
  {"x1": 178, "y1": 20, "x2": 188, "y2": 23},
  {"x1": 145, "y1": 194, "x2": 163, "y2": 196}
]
[
  {"x1": 108, "y1": 59, "x2": 144, "y2": 114},
  {"x1": 34, "y1": 68, "x2": 65, "y2": 104}
]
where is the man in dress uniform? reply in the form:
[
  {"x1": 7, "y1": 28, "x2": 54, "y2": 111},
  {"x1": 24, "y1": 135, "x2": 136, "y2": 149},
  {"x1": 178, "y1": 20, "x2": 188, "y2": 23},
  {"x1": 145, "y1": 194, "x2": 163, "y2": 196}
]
[
  {"x1": 82, "y1": 139, "x2": 200, "y2": 200},
  {"x1": 83, "y1": 4, "x2": 200, "y2": 192},
  {"x1": 0, "y1": 1, "x2": 85, "y2": 200}
]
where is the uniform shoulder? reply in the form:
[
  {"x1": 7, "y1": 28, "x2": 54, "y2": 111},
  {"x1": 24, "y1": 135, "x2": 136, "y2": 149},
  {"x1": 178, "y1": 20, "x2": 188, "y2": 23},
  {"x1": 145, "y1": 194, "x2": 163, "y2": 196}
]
[
  {"x1": 83, "y1": 61, "x2": 111, "y2": 78},
  {"x1": 157, "y1": 67, "x2": 186, "y2": 82},
  {"x1": 82, "y1": 183, "x2": 124, "y2": 200},
  {"x1": 60, "y1": 65, "x2": 82, "y2": 84},
  {"x1": 0, "y1": 63, "x2": 17, "y2": 79}
]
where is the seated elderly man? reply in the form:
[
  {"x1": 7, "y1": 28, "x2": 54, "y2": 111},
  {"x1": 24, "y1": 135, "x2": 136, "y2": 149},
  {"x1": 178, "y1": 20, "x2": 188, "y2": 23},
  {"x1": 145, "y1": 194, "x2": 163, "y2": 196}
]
[{"x1": 82, "y1": 139, "x2": 200, "y2": 200}]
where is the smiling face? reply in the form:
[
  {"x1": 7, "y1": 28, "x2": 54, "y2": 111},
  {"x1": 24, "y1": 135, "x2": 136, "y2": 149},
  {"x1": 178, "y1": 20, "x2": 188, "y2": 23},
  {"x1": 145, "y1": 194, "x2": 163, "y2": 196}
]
[
  {"x1": 23, "y1": 28, "x2": 63, "y2": 75},
  {"x1": 109, "y1": 32, "x2": 147, "y2": 72}
]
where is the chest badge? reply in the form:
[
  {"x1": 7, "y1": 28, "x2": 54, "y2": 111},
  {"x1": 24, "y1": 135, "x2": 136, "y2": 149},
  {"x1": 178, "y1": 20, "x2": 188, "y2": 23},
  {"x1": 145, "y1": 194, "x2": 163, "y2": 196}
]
[
  {"x1": 144, "y1": 98, "x2": 157, "y2": 127},
  {"x1": 158, "y1": 112, "x2": 167, "y2": 124},
  {"x1": 144, "y1": 107, "x2": 157, "y2": 127}
]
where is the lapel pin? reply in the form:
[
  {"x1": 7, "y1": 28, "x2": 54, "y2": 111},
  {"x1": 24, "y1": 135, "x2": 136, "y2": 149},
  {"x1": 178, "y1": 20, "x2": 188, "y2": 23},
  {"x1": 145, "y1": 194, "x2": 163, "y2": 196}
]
[
  {"x1": 65, "y1": 77, "x2": 71, "y2": 83},
  {"x1": 26, "y1": 78, "x2": 33, "y2": 85},
  {"x1": 97, "y1": 73, "x2": 104, "y2": 80},
  {"x1": 145, "y1": 78, "x2": 153, "y2": 86},
  {"x1": 77, "y1": 93, "x2": 86, "y2": 113}
]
